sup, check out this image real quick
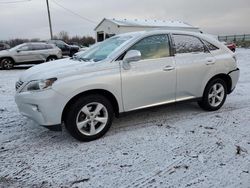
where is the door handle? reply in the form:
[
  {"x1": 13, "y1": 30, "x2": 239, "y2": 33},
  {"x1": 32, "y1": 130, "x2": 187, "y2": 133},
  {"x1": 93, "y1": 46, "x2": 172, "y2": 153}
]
[
  {"x1": 205, "y1": 58, "x2": 215, "y2": 65},
  {"x1": 163, "y1": 66, "x2": 175, "y2": 71}
]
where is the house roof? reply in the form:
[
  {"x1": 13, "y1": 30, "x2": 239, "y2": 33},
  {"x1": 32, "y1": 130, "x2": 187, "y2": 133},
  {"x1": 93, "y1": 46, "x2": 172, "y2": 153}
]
[{"x1": 95, "y1": 18, "x2": 199, "y2": 30}]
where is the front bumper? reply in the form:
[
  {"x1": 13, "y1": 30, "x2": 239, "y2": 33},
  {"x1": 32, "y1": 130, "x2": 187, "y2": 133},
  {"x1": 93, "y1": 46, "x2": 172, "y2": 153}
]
[
  {"x1": 15, "y1": 89, "x2": 67, "y2": 126},
  {"x1": 228, "y1": 68, "x2": 240, "y2": 93}
]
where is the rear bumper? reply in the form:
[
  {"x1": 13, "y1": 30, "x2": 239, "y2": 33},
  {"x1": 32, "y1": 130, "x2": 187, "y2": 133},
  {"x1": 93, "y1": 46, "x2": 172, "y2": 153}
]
[{"x1": 228, "y1": 68, "x2": 240, "y2": 93}]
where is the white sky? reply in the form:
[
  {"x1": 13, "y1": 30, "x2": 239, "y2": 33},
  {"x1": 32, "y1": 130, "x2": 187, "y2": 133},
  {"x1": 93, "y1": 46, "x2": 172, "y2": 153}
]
[{"x1": 0, "y1": 0, "x2": 249, "y2": 40}]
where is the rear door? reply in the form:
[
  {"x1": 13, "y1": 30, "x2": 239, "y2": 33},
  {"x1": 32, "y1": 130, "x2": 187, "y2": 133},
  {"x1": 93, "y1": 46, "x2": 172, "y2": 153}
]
[
  {"x1": 31, "y1": 44, "x2": 48, "y2": 62},
  {"x1": 172, "y1": 34, "x2": 216, "y2": 101},
  {"x1": 121, "y1": 34, "x2": 176, "y2": 111}
]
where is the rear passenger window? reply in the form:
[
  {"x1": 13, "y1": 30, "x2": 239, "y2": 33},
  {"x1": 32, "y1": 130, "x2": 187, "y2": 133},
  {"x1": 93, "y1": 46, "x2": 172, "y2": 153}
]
[
  {"x1": 45, "y1": 44, "x2": 53, "y2": 49},
  {"x1": 129, "y1": 35, "x2": 170, "y2": 60},
  {"x1": 203, "y1": 40, "x2": 219, "y2": 51},
  {"x1": 173, "y1": 34, "x2": 205, "y2": 54},
  {"x1": 33, "y1": 44, "x2": 46, "y2": 50}
]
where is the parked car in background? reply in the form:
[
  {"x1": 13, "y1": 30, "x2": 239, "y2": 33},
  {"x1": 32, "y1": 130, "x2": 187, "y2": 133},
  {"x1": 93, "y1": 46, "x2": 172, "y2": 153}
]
[
  {"x1": 15, "y1": 30, "x2": 239, "y2": 141},
  {"x1": 0, "y1": 42, "x2": 62, "y2": 70},
  {"x1": 0, "y1": 43, "x2": 10, "y2": 51},
  {"x1": 222, "y1": 41, "x2": 236, "y2": 52},
  {"x1": 48, "y1": 40, "x2": 79, "y2": 57}
]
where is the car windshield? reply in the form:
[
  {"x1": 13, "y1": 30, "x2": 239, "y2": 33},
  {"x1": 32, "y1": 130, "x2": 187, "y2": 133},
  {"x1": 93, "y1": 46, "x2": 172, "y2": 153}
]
[{"x1": 73, "y1": 35, "x2": 132, "y2": 62}]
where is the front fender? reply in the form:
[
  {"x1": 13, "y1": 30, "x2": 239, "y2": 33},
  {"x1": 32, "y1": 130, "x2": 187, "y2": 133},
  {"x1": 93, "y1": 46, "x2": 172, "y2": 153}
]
[{"x1": 52, "y1": 67, "x2": 123, "y2": 113}]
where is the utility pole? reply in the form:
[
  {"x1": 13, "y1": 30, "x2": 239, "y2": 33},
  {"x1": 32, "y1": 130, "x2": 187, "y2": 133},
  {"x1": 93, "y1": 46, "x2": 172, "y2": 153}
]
[{"x1": 46, "y1": 0, "x2": 53, "y2": 39}]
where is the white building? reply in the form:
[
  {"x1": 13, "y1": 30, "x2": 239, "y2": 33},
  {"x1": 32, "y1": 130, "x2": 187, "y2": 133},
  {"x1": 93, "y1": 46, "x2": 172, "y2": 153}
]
[{"x1": 94, "y1": 18, "x2": 201, "y2": 42}]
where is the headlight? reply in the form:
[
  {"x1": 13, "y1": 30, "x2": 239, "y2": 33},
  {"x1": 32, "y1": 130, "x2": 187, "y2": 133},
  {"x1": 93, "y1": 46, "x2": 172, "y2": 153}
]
[{"x1": 21, "y1": 78, "x2": 57, "y2": 92}]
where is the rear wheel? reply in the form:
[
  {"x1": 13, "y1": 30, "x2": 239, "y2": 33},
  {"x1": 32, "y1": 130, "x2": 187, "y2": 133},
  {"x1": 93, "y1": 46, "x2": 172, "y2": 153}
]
[
  {"x1": 1, "y1": 58, "x2": 14, "y2": 70},
  {"x1": 65, "y1": 94, "x2": 114, "y2": 141},
  {"x1": 198, "y1": 78, "x2": 227, "y2": 111}
]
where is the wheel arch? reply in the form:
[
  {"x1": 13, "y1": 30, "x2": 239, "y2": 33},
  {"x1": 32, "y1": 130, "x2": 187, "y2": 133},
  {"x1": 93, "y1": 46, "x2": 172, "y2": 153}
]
[
  {"x1": 61, "y1": 89, "x2": 120, "y2": 122},
  {"x1": 204, "y1": 73, "x2": 232, "y2": 95}
]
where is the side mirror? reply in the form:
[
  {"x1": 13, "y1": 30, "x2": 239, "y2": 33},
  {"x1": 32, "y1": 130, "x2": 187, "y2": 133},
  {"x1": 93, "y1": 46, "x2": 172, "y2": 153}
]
[
  {"x1": 122, "y1": 50, "x2": 141, "y2": 70},
  {"x1": 16, "y1": 50, "x2": 20, "y2": 53},
  {"x1": 123, "y1": 50, "x2": 141, "y2": 63}
]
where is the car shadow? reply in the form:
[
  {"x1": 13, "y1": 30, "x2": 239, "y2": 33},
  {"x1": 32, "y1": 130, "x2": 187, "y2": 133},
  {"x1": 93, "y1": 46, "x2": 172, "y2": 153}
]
[{"x1": 110, "y1": 101, "x2": 205, "y2": 133}]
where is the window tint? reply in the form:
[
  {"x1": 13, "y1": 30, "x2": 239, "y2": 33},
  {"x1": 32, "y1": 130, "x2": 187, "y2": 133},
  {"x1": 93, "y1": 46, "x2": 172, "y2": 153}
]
[
  {"x1": 129, "y1": 35, "x2": 170, "y2": 60},
  {"x1": 173, "y1": 34, "x2": 205, "y2": 54},
  {"x1": 203, "y1": 40, "x2": 219, "y2": 51}
]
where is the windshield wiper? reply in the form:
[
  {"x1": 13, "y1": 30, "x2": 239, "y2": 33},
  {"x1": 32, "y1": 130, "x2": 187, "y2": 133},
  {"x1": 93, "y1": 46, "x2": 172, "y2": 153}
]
[
  {"x1": 79, "y1": 57, "x2": 91, "y2": 62},
  {"x1": 72, "y1": 56, "x2": 90, "y2": 62}
]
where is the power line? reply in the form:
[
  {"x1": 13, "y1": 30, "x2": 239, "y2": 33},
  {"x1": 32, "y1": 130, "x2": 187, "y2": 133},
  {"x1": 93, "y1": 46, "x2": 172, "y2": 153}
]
[
  {"x1": 50, "y1": 0, "x2": 97, "y2": 24},
  {"x1": 0, "y1": 0, "x2": 31, "y2": 4}
]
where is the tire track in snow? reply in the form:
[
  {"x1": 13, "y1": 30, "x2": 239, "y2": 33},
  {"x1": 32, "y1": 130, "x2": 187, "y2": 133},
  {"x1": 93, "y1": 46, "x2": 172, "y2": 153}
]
[{"x1": 124, "y1": 143, "x2": 219, "y2": 188}]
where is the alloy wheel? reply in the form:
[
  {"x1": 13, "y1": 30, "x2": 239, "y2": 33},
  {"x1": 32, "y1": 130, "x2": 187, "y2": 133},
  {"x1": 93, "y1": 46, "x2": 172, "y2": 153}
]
[
  {"x1": 76, "y1": 102, "x2": 108, "y2": 136},
  {"x1": 2, "y1": 59, "x2": 13, "y2": 69},
  {"x1": 208, "y1": 83, "x2": 225, "y2": 107}
]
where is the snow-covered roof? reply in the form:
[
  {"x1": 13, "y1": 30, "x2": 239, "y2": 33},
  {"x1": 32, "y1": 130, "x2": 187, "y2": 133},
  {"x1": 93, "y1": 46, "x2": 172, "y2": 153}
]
[{"x1": 95, "y1": 18, "x2": 199, "y2": 30}]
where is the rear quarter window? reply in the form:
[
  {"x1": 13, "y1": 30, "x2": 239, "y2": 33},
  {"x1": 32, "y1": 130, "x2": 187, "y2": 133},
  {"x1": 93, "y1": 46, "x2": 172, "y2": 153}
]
[{"x1": 203, "y1": 40, "x2": 219, "y2": 51}]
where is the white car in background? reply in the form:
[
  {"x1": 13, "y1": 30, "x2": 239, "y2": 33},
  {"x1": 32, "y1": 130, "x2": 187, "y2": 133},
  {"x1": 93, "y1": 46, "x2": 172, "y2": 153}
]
[
  {"x1": 0, "y1": 42, "x2": 62, "y2": 70},
  {"x1": 15, "y1": 30, "x2": 239, "y2": 141}
]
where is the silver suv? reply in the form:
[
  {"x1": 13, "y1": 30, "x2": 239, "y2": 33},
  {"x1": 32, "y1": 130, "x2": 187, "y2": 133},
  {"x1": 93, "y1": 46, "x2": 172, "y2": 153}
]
[
  {"x1": 0, "y1": 42, "x2": 62, "y2": 70},
  {"x1": 15, "y1": 30, "x2": 239, "y2": 141}
]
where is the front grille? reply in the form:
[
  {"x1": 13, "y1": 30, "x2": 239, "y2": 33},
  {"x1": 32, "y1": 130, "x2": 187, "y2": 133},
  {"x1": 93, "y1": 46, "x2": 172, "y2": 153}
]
[{"x1": 15, "y1": 80, "x2": 24, "y2": 91}]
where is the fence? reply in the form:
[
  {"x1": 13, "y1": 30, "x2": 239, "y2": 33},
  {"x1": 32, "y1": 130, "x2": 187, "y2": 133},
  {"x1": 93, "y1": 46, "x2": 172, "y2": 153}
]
[{"x1": 218, "y1": 34, "x2": 250, "y2": 42}]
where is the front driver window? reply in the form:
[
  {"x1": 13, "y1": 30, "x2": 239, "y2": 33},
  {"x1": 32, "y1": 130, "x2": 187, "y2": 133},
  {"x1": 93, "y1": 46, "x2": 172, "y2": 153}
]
[
  {"x1": 18, "y1": 45, "x2": 31, "y2": 51},
  {"x1": 129, "y1": 35, "x2": 170, "y2": 60}
]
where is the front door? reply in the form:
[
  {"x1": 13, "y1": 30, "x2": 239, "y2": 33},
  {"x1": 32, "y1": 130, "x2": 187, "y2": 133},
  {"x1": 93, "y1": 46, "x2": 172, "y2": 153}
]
[
  {"x1": 15, "y1": 44, "x2": 36, "y2": 63},
  {"x1": 121, "y1": 34, "x2": 176, "y2": 111}
]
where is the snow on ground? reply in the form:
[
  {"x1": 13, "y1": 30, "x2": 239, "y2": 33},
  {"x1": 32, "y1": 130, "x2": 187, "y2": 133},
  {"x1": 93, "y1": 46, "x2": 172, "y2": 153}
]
[{"x1": 0, "y1": 49, "x2": 250, "y2": 188}]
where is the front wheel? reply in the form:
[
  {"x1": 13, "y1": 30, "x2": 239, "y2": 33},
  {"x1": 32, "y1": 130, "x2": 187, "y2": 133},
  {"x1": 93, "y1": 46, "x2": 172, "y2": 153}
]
[
  {"x1": 65, "y1": 95, "x2": 114, "y2": 141},
  {"x1": 1, "y1": 58, "x2": 14, "y2": 70},
  {"x1": 198, "y1": 78, "x2": 227, "y2": 111}
]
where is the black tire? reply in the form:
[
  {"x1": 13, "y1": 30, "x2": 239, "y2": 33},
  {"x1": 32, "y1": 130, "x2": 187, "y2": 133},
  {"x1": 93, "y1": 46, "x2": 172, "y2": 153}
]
[
  {"x1": 46, "y1": 56, "x2": 57, "y2": 62},
  {"x1": 1, "y1": 58, "x2": 14, "y2": 70},
  {"x1": 198, "y1": 78, "x2": 227, "y2": 111},
  {"x1": 65, "y1": 94, "x2": 114, "y2": 142}
]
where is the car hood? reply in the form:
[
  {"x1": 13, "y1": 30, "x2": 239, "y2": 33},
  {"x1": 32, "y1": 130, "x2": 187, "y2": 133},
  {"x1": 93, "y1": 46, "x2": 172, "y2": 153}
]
[{"x1": 19, "y1": 58, "x2": 110, "y2": 82}]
